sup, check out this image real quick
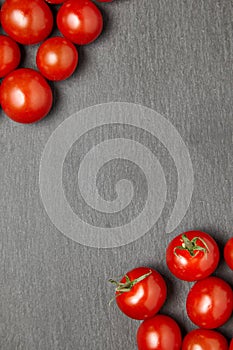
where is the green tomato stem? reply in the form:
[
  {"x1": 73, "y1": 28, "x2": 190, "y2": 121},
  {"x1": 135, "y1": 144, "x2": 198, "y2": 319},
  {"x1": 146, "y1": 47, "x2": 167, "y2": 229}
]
[
  {"x1": 174, "y1": 234, "x2": 209, "y2": 257},
  {"x1": 108, "y1": 270, "x2": 152, "y2": 305}
]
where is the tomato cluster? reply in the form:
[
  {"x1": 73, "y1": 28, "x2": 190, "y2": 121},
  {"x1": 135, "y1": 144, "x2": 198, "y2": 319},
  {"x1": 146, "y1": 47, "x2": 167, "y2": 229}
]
[
  {"x1": 0, "y1": 0, "x2": 112, "y2": 124},
  {"x1": 109, "y1": 231, "x2": 233, "y2": 350}
]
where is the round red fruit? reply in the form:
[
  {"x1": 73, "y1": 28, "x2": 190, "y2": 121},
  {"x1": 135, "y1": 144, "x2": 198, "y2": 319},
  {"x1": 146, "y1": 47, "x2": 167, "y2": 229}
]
[
  {"x1": 186, "y1": 276, "x2": 233, "y2": 329},
  {"x1": 45, "y1": 0, "x2": 65, "y2": 3},
  {"x1": 0, "y1": 68, "x2": 53, "y2": 124},
  {"x1": 137, "y1": 314, "x2": 182, "y2": 350},
  {"x1": 0, "y1": 35, "x2": 21, "y2": 78},
  {"x1": 182, "y1": 329, "x2": 228, "y2": 350},
  {"x1": 166, "y1": 231, "x2": 220, "y2": 281},
  {"x1": 109, "y1": 267, "x2": 167, "y2": 320},
  {"x1": 224, "y1": 237, "x2": 233, "y2": 270},
  {"x1": 57, "y1": 0, "x2": 103, "y2": 45},
  {"x1": 1, "y1": 0, "x2": 53, "y2": 45},
  {"x1": 36, "y1": 37, "x2": 78, "y2": 81}
]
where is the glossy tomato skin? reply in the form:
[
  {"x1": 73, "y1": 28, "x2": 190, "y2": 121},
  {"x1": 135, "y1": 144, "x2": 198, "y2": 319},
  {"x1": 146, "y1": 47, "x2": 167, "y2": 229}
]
[
  {"x1": 182, "y1": 329, "x2": 228, "y2": 350},
  {"x1": 116, "y1": 267, "x2": 167, "y2": 320},
  {"x1": 137, "y1": 314, "x2": 182, "y2": 350},
  {"x1": 0, "y1": 68, "x2": 53, "y2": 124},
  {"x1": 166, "y1": 231, "x2": 220, "y2": 281},
  {"x1": 224, "y1": 237, "x2": 233, "y2": 270},
  {"x1": 57, "y1": 0, "x2": 103, "y2": 45},
  {"x1": 45, "y1": 0, "x2": 65, "y2": 3},
  {"x1": 36, "y1": 37, "x2": 78, "y2": 81},
  {"x1": 1, "y1": 0, "x2": 53, "y2": 45},
  {"x1": 186, "y1": 276, "x2": 233, "y2": 329},
  {"x1": 0, "y1": 35, "x2": 21, "y2": 78}
]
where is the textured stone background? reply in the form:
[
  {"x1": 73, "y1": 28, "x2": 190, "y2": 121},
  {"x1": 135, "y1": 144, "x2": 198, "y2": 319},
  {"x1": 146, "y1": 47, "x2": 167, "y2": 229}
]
[{"x1": 0, "y1": 0, "x2": 232, "y2": 349}]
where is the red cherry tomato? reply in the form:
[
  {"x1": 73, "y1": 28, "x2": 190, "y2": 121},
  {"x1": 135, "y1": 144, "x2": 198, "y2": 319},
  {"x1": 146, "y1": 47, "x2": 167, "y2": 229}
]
[
  {"x1": 45, "y1": 0, "x2": 65, "y2": 3},
  {"x1": 0, "y1": 68, "x2": 53, "y2": 124},
  {"x1": 36, "y1": 37, "x2": 78, "y2": 81},
  {"x1": 0, "y1": 35, "x2": 21, "y2": 78},
  {"x1": 109, "y1": 267, "x2": 167, "y2": 320},
  {"x1": 137, "y1": 314, "x2": 182, "y2": 350},
  {"x1": 166, "y1": 231, "x2": 220, "y2": 281},
  {"x1": 182, "y1": 329, "x2": 228, "y2": 350},
  {"x1": 57, "y1": 0, "x2": 103, "y2": 45},
  {"x1": 229, "y1": 339, "x2": 233, "y2": 350},
  {"x1": 186, "y1": 276, "x2": 233, "y2": 329},
  {"x1": 1, "y1": 0, "x2": 53, "y2": 45},
  {"x1": 224, "y1": 237, "x2": 233, "y2": 270}
]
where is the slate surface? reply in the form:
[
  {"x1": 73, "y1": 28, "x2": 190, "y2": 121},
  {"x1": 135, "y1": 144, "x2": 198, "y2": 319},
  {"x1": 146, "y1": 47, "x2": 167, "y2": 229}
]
[{"x1": 0, "y1": 0, "x2": 232, "y2": 349}]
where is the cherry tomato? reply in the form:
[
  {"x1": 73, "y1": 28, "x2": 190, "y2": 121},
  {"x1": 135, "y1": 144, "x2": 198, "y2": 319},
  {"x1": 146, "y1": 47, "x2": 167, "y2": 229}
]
[
  {"x1": 229, "y1": 339, "x2": 233, "y2": 350},
  {"x1": 36, "y1": 37, "x2": 78, "y2": 81},
  {"x1": 137, "y1": 314, "x2": 182, "y2": 350},
  {"x1": 182, "y1": 329, "x2": 228, "y2": 350},
  {"x1": 45, "y1": 0, "x2": 65, "y2": 3},
  {"x1": 186, "y1": 276, "x2": 233, "y2": 329},
  {"x1": 224, "y1": 237, "x2": 233, "y2": 270},
  {"x1": 166, "y1": 231, "x2": 220, "y2": 281},
  {"x1": 57, "y1": 0, "x2": 103, "y2": 45},
  {"x1": 0, "y1": 68, "x2": 53, "y2": 124},
  {"x1": 0, "y1": 35, "x2": 21, "y2": 78},
  {"x1": 1, "y1": 0, "x2": 53, "y2": 45},
  {"x1": 109, "y1": 267, "x2": 167, "y2": 320}
]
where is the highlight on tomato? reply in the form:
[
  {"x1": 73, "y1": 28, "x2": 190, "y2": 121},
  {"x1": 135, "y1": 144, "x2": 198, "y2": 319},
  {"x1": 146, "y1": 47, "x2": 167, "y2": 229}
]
[
  {"x1": 224, "y1": 237, "x2": 233, "y2": 270},
  {"x1": 45, "y1": 0, "x2": 65, "y2": 3},
  {"x1": 1, "y1": 0, "x2": 53, "y2": 45},
  {"x1": 57, "y1": 0, "x2": 103, "y2": 45},
  {"x1": 182, "y1": 329, "x2": 228, "y2": 350},
  {"x1": 0, "y1": 68, "x2": 53, "y2": 124},
  {"x1": 0, "y1": 35, "x2": 21, "y2": 78},
  {"x1": 109, "y1": 266, "x2": 167, "y2": 320},
  {"x1": 137, "y1": 314, "x2": 182, "y2": 350},
  {"x1": 36, "y1": 37, "x2": 78, "y2": 81},
  {"x1": 186, "y1": 276, "x2": 233, "y2": 329},
  {"x1": 166, "y1": 230, "x2": 220, "y2": 281}
]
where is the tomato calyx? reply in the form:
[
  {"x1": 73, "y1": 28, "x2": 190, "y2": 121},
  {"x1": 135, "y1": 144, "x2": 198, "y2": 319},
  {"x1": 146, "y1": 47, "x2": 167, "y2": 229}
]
[
  {"x1": 108, "y1": 270, "x2": 152, "y2": 304},
  {"x1": 174, "y1": 234, "x2": 209, "y2": 257}
]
